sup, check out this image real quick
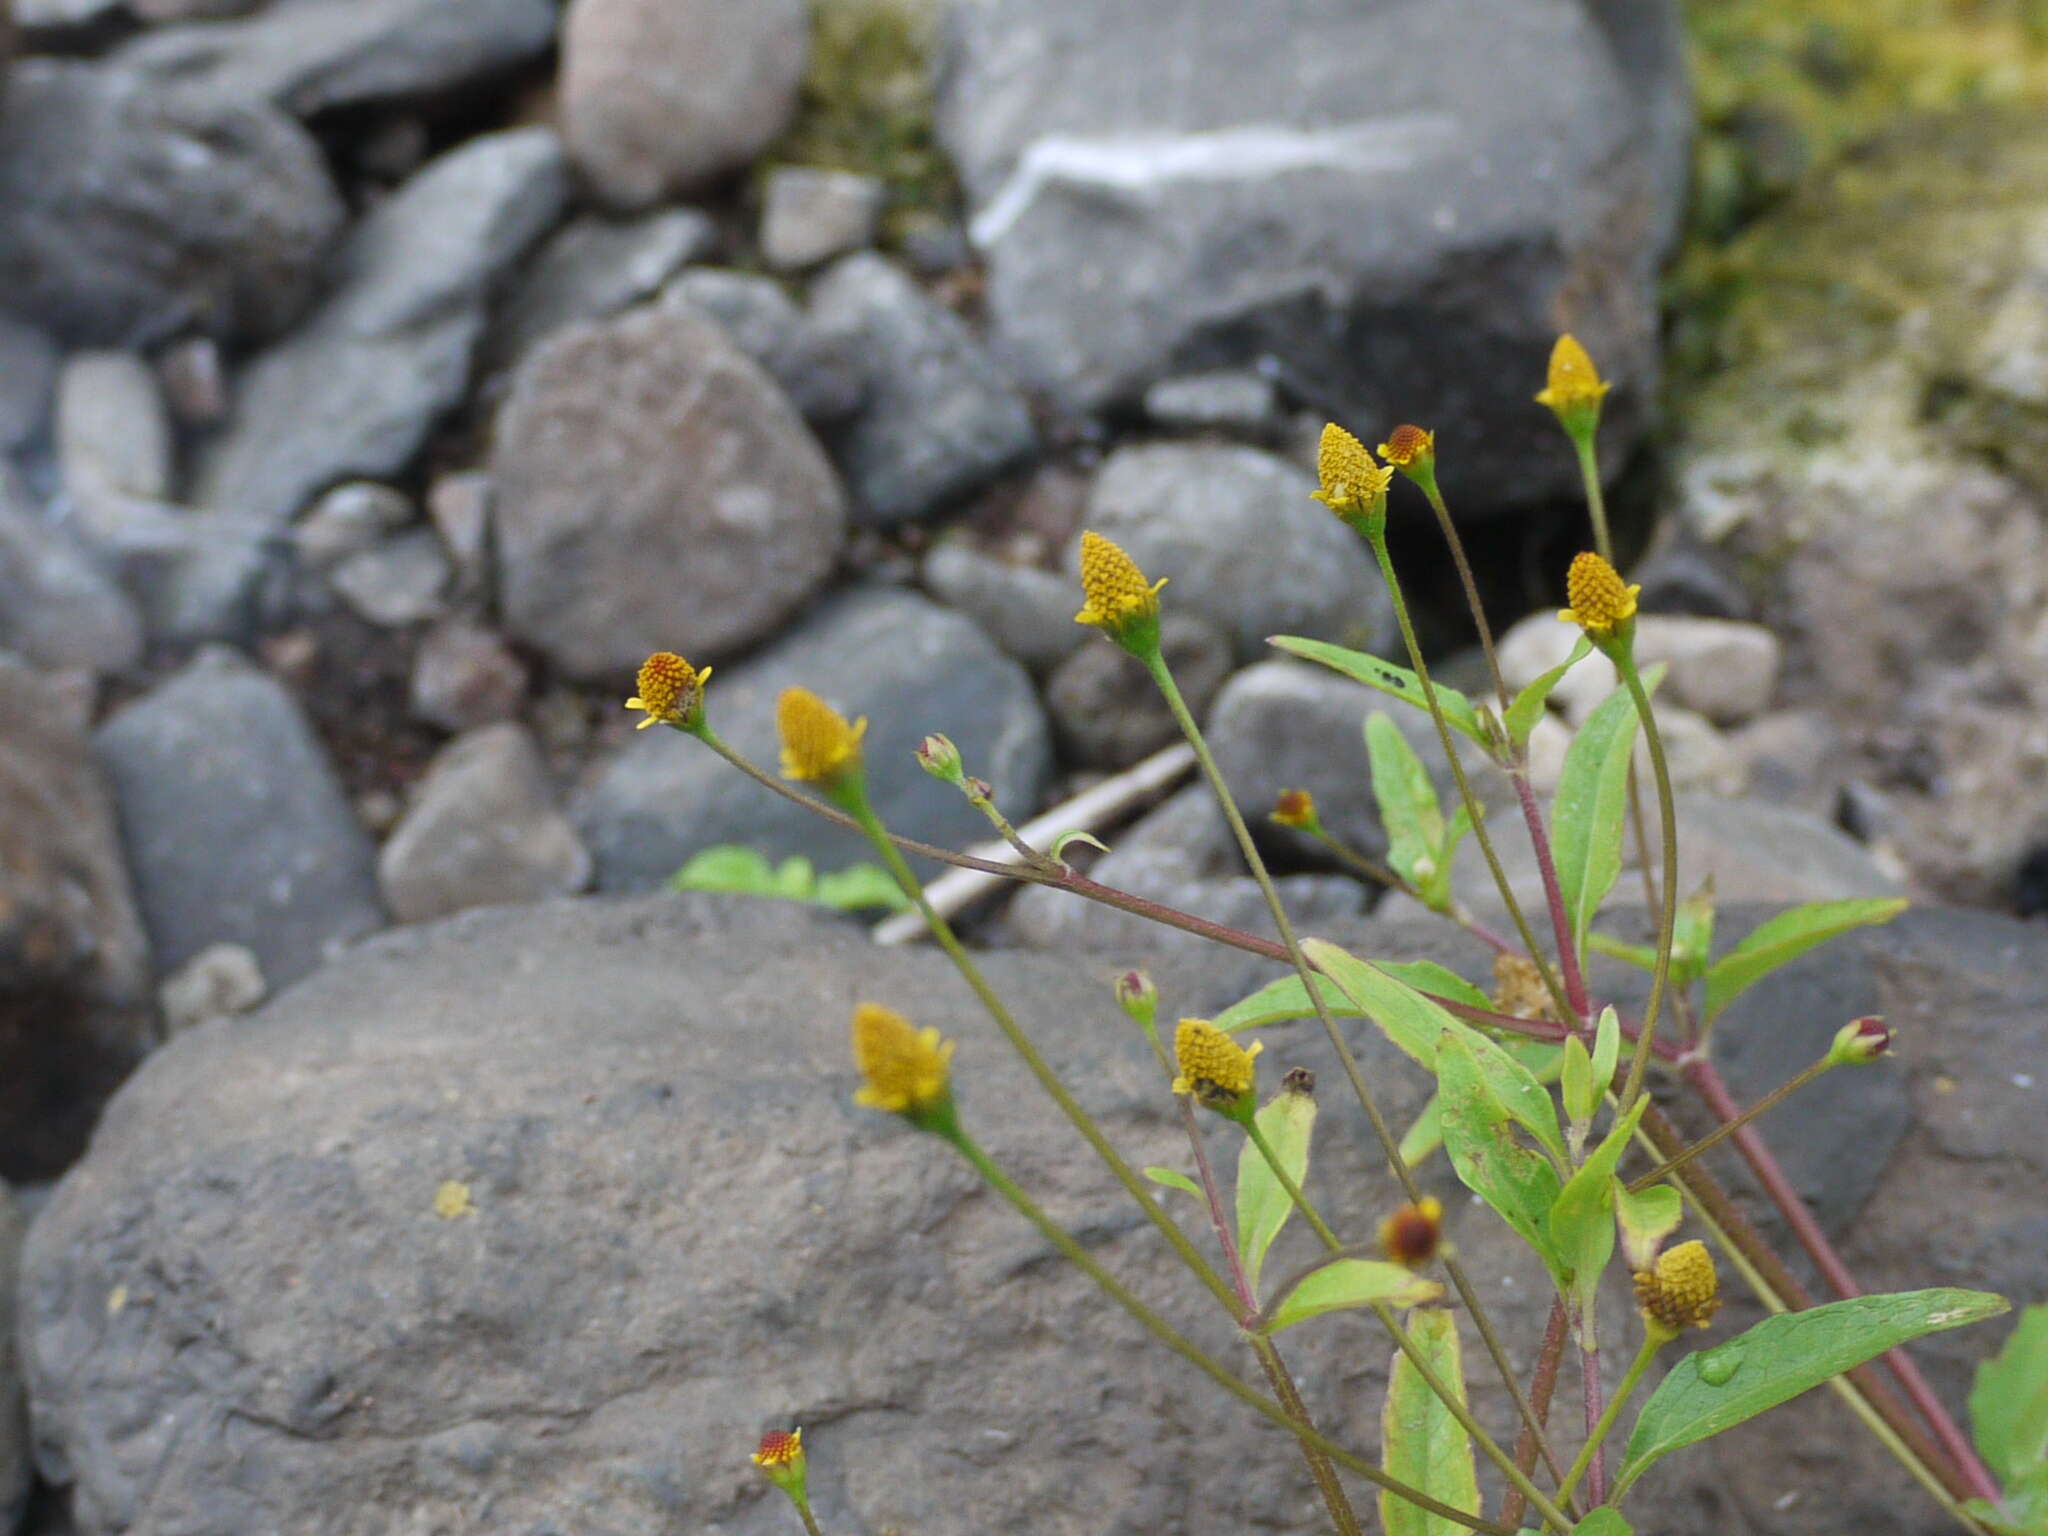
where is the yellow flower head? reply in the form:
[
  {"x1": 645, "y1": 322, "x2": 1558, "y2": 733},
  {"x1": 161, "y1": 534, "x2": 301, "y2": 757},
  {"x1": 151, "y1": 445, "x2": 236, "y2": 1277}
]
[
  {"x1": 1536, "y1": 333, "x2": 1611, "y2": 416},
  {"x1": 1171, "y1": 1017, "x2": 1263, "y2": 1113},
  {"x1": 625, "y1": 652, "x2": 710, "y2": 730},
  {"x1": 1271, "y1": 789, "x2": 1320, "y2": 832},
  {"x1": 1377, "y1": 424, "x2": 1436, "y2": 471},
  {"x1": 1379, "y1": 1197, "x2": 1445, "y2": 1269},
  {"x1": 1634, "y1": 1239, "x2": 1721, "y2": 1340},
  {"x1": 752, "y1": 1429, "x2": 804, "y2": 1469},
  {"x1": 851, "y1": 1003, "x2": 956, "y2": 1117},
  {"x1": 1558, "y1": 551, "x2": 1640, "y2": 640},
  {"x1": 1312, "y1": 424, "x2": 1393, "y2": 524},
  {"x1": 1074, "y1": 531, "x2": 1167, "y2": 639},
  {"x1": 777, "y1": 688, "x2": 867, "y2": 784}
]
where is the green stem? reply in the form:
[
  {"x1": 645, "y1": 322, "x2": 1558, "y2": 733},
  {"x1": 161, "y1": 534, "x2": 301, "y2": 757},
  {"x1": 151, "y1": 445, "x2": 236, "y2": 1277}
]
[
  {"x1": 1179, "y1": 1107, "x2": 1360, "y2": 1535},
  {"x1": 1414, "y1": 468, "x2": 1511, "y2": 711},
  {"x1": 948, "y1": 1130, "x2": 1508, "y2": 1534},
  {"x1": 1614, "y1": 656, "x2": 1679, "y2": 1114},
  {"x1": 851, "y1": 801, "x2": 1243, "y2": 1318},
  {"x1": 1143, "y1": 642, "x2": 1578, "y2": 1510},
  {"x1": 1366, "y1": 536, "x2": 1582, "y2": 1031},
  {"x1": 1573, "y1": 435, "x2": 1613, "y2": 566},
  {"x1": 1242, "y1": 1090, "x2": 1581, "y2": 1535},
  {"x1": 792, "y1": 1499, "x2": 824, "y2": 1536},
  {"x1": 963, "y1": 782, "x2": 1063, "y2": 874},
  {"x1": 1557, "y1": 1335, "x2": 1660, "y2": 1509},
  {"x1": 1626, "y1": 1055, "x2": 1837, "y2": 1193},
  {"x1": 1251, "y1": 1333, "x2": 1366, "y2": 1536}
]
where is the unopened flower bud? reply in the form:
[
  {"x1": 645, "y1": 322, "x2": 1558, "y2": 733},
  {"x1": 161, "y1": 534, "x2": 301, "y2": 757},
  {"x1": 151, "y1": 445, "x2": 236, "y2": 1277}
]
[
  {"x1": 917, "y1": 733, "x2": 964, "y2": 785},
  {"x1": 1115, "y1": 970, "x2": 1159, "y2": 1028},
  {"x1": 1829, "y1": 1016, "x2": 1892, "y2": 1066}
]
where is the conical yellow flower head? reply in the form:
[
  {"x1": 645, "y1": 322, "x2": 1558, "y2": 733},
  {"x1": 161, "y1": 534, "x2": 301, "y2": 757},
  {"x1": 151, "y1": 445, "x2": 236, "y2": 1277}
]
[
  {"x1": 777, "y1": 688, "x2": 867, "y2": 783},
  {"x1": 625, "y1": 652, "x2": 710, "y2": 729},
  {"x1": 1171, "y1": 1018, "x2": 1262, "y2": 1109},
  {"x1": 1536, "y1": 333, "x2": 1611, "y2": 414},
  {"x1": 1074, "y1": 531, "x2": 1167, "y2": 632},
  {"x1": 851, "y1": 1003, "x2": 955, "y2": 1115},
  {"x1": 1377, "y1": 424, "x2": 1436, "y2": 470},
  {"x1": 1559, "y1": 551, "x2": 1640, "y2": 639},
  {"x1": 1313, "y1": 424, "x2": 1392, "y2": 520},
  {"x1": 1271, "y1": 788, "x2": 1319, "y2": 831},
  {"x1": 751, "y1": 1429, "x2": 804, "y2": 1469},
  {"x1": 1634, "y1": 1239, "x2": 1721, "y2": 1338}
]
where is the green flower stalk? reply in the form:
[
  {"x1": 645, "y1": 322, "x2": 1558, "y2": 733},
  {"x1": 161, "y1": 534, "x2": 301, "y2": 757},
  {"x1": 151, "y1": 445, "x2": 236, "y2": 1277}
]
[{"x1": 1536, "y1": 335, "x2": 1616, "y2": 562}]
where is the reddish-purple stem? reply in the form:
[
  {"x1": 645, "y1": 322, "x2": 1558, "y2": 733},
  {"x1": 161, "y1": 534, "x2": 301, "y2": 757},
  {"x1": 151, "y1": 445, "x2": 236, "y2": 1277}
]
[
  {"x1": 1503, "y1": 1299, "x2": 1572, "y2": 1528},
  {"x1": 1511, "y1": 767, "x2": 1593, "y2": 1020},
  {"x1": 1580, "y1": 1341, "x2": 1609, "y2": 1504},
  {"x1": 1686, "y1": 1059, "x2": 2002, "y2": 1502}
]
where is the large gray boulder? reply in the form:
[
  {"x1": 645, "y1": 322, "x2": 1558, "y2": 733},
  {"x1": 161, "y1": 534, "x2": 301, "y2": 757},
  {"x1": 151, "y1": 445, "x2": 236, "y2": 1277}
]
[
  {"x1": 937, "y1": 0, "x2": 1689, "y2": 514},
  {"x1": 17, "y1": 893, "x2": 2043, "y2": 1536},
  {"x1": 197, "y1": 128, "x2": 568, "y2": 525},
  {"x1": 0, "y1": 1180, "x2": 24, "y2": 1532},
  {"x1": 576, "y1": 585, "x2": 1051, "y2": 891},
  {"x1": 0, "y1": 59, "x2": 345, "y2": 347}
]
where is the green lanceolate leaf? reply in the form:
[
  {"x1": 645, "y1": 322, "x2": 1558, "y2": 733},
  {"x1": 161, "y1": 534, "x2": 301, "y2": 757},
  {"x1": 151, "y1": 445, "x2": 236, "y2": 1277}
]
[
  {"x1": 1143, "y1": 1166, "x2": 1204, "y2": 1201},
  {"x1": 1366, "y1": 712, "x2": 1446, "y2": 891},
  {"x1": 1303, "y1": 939, "x2": 1471, "y2": 1068},
  {"x1": 1265, "y1": 1258, "x2": 1441, "y2": 1334},
  {"x1": 1429, "y1": 803, "x2": 1475, "y2": 911},
  {"x1": 1615, "y1": 1183, "x2": 1684, "y2": 1273},
  {"x1": 1546, "y1": 1097, "x2": 1649, "y2": 1323},
  {"x1": 1211, "y1": 973, "x2": 1358, "y2": 1034},
  {"x1": 1700, "y1": 898, "x2": 1911, "y2": 1026},
  {"x1": 1569, "y1": 1511, "x2": 1635, "y2": 1536},
  {"x1": 1550, "y1": 672, "x2": 1651, "y2": 957},
  {"x1": 1398, "y1": 1093, "x2": 1444, "y2": 1168},
  {"x1": 1435, "y1": 1031, "x2": 1565, "y2": 1282},
  {"x1": 1562, "y1": 1036, "x2": 1596, "y2": 1128},
  {"x1": 1972, "y1": 1302, "x2": 2048, "y2": 1486},
  {"x1": 1268, "y1": 636, "x2": 1492, "y2": 749},
  {"x1": 1381, "y1": 1309, "x2": 1481, "y2": 1536},
  {"x1": 1616, "y1": 1288, "x2": 2011, "y2": 1497},
  {"x1": 1587, "y1": 931, "x2": 1658, "y2": 973},
  {"x1": 812, "y1": 863, "x2": 912, "y2": 913},
  {"x1": 1591, "y1": 1005, "x2": 1621, "y2": 1099},
  {"x1": 1504, "y1": 635, "x2": 1593, "y2": 751},
  {"x1": 1381, "y1": 960, "x2": 1496, "y2": 1013},
  {"x1": 1237, "y1": 1085, "x2": 1317, "y2": 1298}
]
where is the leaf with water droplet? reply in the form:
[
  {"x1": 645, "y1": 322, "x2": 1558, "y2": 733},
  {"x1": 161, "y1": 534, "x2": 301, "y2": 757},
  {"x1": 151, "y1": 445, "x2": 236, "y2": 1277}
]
[{"x1": 1617, "y1": 1288, "x2": 2009, "y2": 1497}]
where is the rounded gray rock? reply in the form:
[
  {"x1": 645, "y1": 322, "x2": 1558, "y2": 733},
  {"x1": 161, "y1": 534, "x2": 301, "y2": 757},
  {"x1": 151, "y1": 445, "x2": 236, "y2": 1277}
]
[
  {"x1": 377, "y1": 723, "x2": 590, "y2": 924},
  {"x1": 561, "y1": 0, "x2": 809, "y2": 208},
  {"x1": 1046, "y1": 613, "x2": 1232, "y2": 769},
  {"x1": 493, "y1": 303, "x2": 848, "y2": 679},
  {"x1": 94, "y1": 646, "x2": 385, "y2": 989},
  {"x1": 576, "y1": 586, "x2": 1050, "y2": 891},
  {"x1": 1071, "y1": 442, "x2": 1390, "y2": 662},
  {"x1": 0, "y1": 60, "x2": 345, "y2": 347}
]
